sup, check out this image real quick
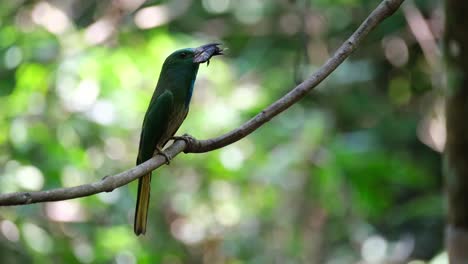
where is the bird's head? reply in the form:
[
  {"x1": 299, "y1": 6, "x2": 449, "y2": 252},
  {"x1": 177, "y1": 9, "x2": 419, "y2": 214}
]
[{"x1": 163, "y1": 43, "x2": 223, "y2": 67}]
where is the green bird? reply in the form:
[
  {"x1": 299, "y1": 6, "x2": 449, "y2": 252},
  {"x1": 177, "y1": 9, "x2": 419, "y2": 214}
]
[{"x1": 135, "y1": 43, "x2": 223, "y2": 235}]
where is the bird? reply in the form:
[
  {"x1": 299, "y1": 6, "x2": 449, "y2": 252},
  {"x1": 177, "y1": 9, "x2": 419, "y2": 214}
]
[{"x1": 134, "y1": 43, "x2": 223, "y2": 235}]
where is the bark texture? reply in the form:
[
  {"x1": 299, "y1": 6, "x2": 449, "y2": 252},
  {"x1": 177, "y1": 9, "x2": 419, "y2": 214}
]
[{"x1": 444, "y1": 0, "x2": 468, "y2": 262}]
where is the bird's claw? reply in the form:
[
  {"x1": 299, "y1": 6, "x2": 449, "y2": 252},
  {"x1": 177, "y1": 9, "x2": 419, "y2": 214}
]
[
  {"x1": 170, "y1": 134, "x2": 196, "y2": 153},
  {"x1": 171, "y1": 134, "x2": 195, "y2": 145},
  {"x1": 154, "y1": 147, "x2": 171, "y2": 165}
]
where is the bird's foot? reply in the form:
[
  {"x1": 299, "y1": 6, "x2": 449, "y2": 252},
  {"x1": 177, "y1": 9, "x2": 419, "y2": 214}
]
[
  {"x1": 170, "y1": 134, "x2": 197, "y2": 153},
  {"x1": 154, "y1": 147, "x2": 171, "y2": 165},
  {"x1": 171, "y1": 134, "x2": 195, "y2": 145}
]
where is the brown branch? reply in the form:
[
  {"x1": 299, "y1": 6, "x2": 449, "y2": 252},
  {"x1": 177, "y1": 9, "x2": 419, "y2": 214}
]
[
  {"x1": 0, "y1": 0, "x2": 404, "y2": 206},
  {"x1": 185, "y1": 0, "x2": 404, "y2": 153}
]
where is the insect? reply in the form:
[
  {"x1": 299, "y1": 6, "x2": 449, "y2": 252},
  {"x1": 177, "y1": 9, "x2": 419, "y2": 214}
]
[{"x1": 193, "y1": 43, "x2": 224, "y2": 66}]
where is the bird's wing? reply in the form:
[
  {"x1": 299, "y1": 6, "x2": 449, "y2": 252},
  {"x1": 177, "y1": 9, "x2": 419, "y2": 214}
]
[{"x1": 136, "y1": 89, "x2": 174, "y2": 164}]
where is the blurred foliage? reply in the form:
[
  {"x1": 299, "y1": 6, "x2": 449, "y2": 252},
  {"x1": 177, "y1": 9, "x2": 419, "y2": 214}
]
[{"x1": 0, "y1": 0, "x2": 445, "y2": 263}]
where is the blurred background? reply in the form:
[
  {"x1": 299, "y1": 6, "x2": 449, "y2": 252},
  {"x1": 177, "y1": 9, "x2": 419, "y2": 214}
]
[{"x1": 0, "y1": 0, "x2": 445, "y2": 263}]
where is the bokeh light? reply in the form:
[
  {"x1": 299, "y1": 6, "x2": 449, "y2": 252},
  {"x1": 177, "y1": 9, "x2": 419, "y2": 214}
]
[{"x1": 0, "y1": 0, "x2": 447, "y2": 262}]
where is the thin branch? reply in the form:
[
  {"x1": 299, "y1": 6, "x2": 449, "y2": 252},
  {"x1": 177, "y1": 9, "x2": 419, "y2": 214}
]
[
  {"x1": 0, "y1": 0, "x2": 404, "y2": 206},
  {"x1": 185, "y1": 0, "x2": 404, "y2": 153},
  {"x1": 0, "y1": 141, "x2": 186, "y2": 205}
]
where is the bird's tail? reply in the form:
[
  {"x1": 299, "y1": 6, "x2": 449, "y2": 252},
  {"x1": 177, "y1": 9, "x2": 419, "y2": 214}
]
[{"x1": 134, "y1": 173, "x2": 151, "y2": 235}]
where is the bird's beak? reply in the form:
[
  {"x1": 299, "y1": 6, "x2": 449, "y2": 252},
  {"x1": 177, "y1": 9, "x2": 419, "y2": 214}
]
[{"x1": 193, "y1": 43, "x2": 223, "y2": 65}]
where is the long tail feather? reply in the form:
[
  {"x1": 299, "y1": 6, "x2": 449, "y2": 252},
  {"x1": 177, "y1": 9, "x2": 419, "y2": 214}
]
[{"x1": 134, "y1": 173, "x2": 151, "y2": 235}]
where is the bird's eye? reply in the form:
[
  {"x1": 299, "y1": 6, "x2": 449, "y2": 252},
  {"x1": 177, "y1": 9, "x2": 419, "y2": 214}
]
[{"x1": 180, "y1": 52, "x2": 188, "y2": 58}]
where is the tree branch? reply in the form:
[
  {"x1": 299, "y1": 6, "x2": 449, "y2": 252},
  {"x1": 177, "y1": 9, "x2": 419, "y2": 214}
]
[
  {"x1": 0, "y1": 0, "x2": 404, "y2": 206},
  {"x1": 186, "y1": 0, "x2": 404, "y2": 153}
]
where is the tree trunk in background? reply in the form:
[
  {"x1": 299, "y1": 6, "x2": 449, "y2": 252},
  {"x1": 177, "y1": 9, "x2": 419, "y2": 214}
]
[{"x1": 444, "y1": 0, "x2": 468, "y2": 262}]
